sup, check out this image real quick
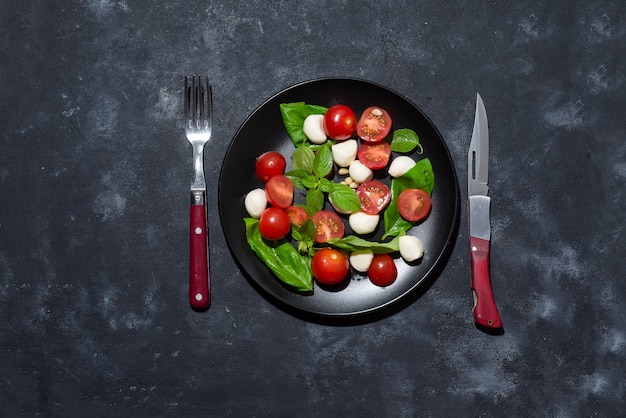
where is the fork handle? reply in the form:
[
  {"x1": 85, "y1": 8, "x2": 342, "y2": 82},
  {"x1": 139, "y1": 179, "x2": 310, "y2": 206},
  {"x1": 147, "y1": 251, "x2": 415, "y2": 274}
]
[{"x1": 189, "y1": 192, "x2": 210, "y2": 310}]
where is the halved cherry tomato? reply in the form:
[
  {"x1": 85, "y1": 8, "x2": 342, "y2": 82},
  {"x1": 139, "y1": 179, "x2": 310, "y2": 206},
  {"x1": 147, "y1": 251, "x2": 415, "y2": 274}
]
[
  {"x1": 259, "y1": 207, "x2": 291, "y2": 241},
  {"x1": 255, "y1": 151, "x2": 286, "y2": 183},
  {"x1": 324, "y1": 104, "x2": 356, "y2": 140},
  {"x1": 356, "y1": 180, "x2": 391, "y2": 215},
  {"x1": 397, "y1": 188, "x2": 432, "y2": 222},
  {"x1": 367, "y1": 254, "x2": 397, "y2": 287},
  {"x1": 265, "y1": 175, "x2": 294, "y2": 208},
  {"x1": 285, "y1": 205, "x2": 309, "y2": 227},
  {"x1": 357, "y1": 141, "x2": 391, "y2": 170},
  {"x1": 311, "y1": 210, "x2": 344, "y2": 243},
  {"x1": 356, "y1": 106, "x2": 392, "y2": 142},
  {"x1": 311, "y1": 248, "x2": 349, "y2": 285}
]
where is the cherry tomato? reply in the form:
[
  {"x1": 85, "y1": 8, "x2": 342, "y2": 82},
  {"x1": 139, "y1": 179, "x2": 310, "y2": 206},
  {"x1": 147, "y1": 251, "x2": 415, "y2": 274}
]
[
  {"x1": 255, "y1": 151, "x2": 286, "y2": 183},
  {"x1": 356, "y1": 106, "x2": 392, "y2": 142},
  {"x1": 311, "y1": 210, "x2": 344, "y2": 243},
  {"x1": 323, "y1": 104, "x2": 357, "y2": 140},
  {"x1": 259, "y1": 207, "x2": 291, "y2": 241},
  {"x1": 356, "y1": 180, "x2": 391, "y2": 215},
  {"x1": 285, "y1": 205, "x2": 309, "y2": 227},
  {"x1": 367, "y1": 254, "x2": 397, "y2": 287},
  {"x1": 311, "y1": 248, "x2": 349, "y2": 285},
  {"x1": 397, "y1": 188, "x2": 432, "y2": 222},
  {"x1": 265, "y1": 175, "x2": 294, "y2": 208},
  {"x1": 357, "y1": 141, "x2": 391, "y2": 170}
]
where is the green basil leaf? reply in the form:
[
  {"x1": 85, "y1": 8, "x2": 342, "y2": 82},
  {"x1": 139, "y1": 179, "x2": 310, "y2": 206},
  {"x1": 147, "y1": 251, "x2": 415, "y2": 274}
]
[
  {"x1": 394, "y1": 157, "x2": 435, "y2": 196},
  {"x1": 279, "y1": 102, "x2": 328, "y2": 146},
  {"x1": 327, "y1": 235, "x2": 402, "y2": 254},
  {"x1": 306, "y1": 188, "x2": 324, "y2": 213},
  {"x1": 284, "y1": 168, "x2": 310, "y2": 190},
  {"x1": 312, "y1": 143, "x2": 333, "y2": 179},
  {"x1": 390, "y1": 128, "x2": 423, "y2": 154},
  {"x1": 244, "y1": 218, "x2": 312, "y2": 292},
  {"x1": 301, "y1": 174, "x2": 319, "y2": 190},
  {"x1": 292, "y1": 146, "x2": 315, "y2": 172},
  {"x1": 294, "y1": 218, "x2": 315, "y2": 242},
  {"x1": 382, "y1": 178, "x2": 414, "y2": 239},
  {"x1": 382, "y1": 158, "x2": 434, "y2": 239},
  {"x1": 318, "y1": 177, "x2": 334, "y2": 193},
  {"x1": 328, "y1": 183, "x2": 361, "y2": 213}
]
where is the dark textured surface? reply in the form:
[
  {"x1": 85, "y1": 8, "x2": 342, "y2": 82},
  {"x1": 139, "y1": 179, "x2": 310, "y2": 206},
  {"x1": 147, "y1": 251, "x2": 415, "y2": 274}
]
[{"x1": 1, "y1": 1, "x2": 625, "y2": 416}]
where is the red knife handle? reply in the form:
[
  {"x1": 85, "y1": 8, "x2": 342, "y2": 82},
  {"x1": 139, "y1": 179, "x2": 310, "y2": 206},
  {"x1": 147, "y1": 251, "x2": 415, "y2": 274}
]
[
  {"x1": 190, "y1": 203, "x2": 210, "y2": 310},
  {"x1": 470, "y1": 236, "x2": 502, "y2": 329}
]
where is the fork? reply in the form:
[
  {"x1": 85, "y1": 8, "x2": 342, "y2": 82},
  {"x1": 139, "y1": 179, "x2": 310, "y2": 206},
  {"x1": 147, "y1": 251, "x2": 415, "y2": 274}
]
[{"x1": 184, "y1": 75, "x2": 212, "y2": 310}]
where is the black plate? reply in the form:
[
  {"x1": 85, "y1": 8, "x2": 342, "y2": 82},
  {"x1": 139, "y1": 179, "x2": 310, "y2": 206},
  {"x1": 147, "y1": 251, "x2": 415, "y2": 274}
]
[{"x1": 218, "y1": 78, "x2": 460, "y2": 322}]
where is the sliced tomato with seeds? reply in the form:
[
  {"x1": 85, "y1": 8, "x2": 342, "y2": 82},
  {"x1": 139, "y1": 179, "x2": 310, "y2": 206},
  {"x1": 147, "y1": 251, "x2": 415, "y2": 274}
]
[
  {"x1": 356, "y1": 106, "x2": 392, "y2": 142},
  {"x1": 397, "y1": 188, "x2": 432, "y2": 222},
  {"x1": 311, "y1": 210, "x2": 344, "y2": 243},
  {"x1": 285, "y1": 205, "x2": 309, "y2": 227},
  {"x1": 265, "y1": 175, "x2": 294, "y2": 208},
  {"x1": 356, "y1": 180, "x2": 391, "y2": 215},
  {"x1": 357, "y1": 141, "x2": 391, "y2": 170}
]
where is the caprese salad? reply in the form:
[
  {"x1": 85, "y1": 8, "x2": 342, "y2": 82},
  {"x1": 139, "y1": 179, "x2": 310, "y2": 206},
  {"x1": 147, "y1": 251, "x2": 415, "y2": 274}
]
[{"x1": 243, "y1": 102, "x2": 434, "y2": 293}]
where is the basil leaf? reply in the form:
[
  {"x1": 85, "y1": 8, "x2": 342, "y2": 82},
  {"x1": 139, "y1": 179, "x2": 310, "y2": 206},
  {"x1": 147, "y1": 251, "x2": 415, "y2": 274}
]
[
  {"x1": 382, "y1": 179, "x2": 414, "y2": 239},
  {"x1": 301, "y1": 174, "x2": 319, "y2": 190},
  {"x1": 292, "y1": 146, "x2": 315, "y2": 172},
  {"x1": 312, "y1": 144, "x2": 333, "y2": 179},
  {"x1": 390, "y1": 128, "x2": 423, "y2": 154},
  {"x1": 279, "y1": 102, "x2": 328, "y2": 146},
  {"x1": 327, "y1": 235, "x2": 402, "y2": 254},
  {"x1": 306, "y1": 188, "x2": 324, "y2": 213},
  {"x1": 328, "y1": 183, "x2": 361, "y2": 213},
  {"x1": 318, "y1": 177, "x2": 334, "y2": 193},
  {"x1": 244, "y1": 218, "x2": 313, "y2": 292},
  {"x1": 394, "y1": 157, "x2": 435, "y2": 196},
  {"x1": 284, "y1": 168, "x2": 309, "y2": 190},
  {"x1": 382, "y1": 158, "x2": 434, "y2": 239},
  {"x1": 296, "y1": 218, "x2": 316, "y2": 242}
]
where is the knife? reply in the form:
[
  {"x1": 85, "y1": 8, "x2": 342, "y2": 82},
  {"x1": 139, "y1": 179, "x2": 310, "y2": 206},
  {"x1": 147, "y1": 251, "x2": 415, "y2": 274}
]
[{"x1": 468, "y1": 93, "x2": 503, "y2": 330}]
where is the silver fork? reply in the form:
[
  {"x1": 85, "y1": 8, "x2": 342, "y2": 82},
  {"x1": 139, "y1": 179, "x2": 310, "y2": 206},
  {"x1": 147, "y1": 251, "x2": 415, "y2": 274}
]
[{"x1": 184, "y1": 75, "x2": 212, "y2": 310}]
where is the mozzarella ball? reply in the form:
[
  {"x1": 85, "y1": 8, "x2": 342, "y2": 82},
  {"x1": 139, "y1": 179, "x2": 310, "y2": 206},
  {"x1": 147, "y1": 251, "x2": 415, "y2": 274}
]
[
  {"x1": 349, "y1": 212, "x2": 379, "y2": 235},
  {"x1": 348, "y1": 160, "x2": 373, "y2": 184},
  {"x1": 350, "y1": 250, "x2": 374, "y2": 272},
  {"x1": 331, "y1": 139, "x2": 358, "y2": 167},
  {"x1": 399, "y1": 235, "x2": 424, "y2": 262},
  {"x1": 388, "y1": 156, "x2": 416, "y2": 178},
  {"x1": 303, "y1": 114, "x2": 327, "y2": 144},
  {"x1": 244, "y1": 188, "x2": 267, "y2": 218}
]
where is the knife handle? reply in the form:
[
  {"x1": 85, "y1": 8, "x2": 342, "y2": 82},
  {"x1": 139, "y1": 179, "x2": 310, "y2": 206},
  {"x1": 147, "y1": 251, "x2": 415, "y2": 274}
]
[
  {"x1": 470, "y1": 236, "x2": 502, "y2": 329},
  {"x1": 190, "y1": 200, "x2": 210, "y2": 310}
]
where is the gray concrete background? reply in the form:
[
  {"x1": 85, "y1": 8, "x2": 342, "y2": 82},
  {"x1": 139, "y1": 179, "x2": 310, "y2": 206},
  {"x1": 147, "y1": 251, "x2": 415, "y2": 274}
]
[{"x1": 1, "y1": 1, "x2": 625, "y2": 416}]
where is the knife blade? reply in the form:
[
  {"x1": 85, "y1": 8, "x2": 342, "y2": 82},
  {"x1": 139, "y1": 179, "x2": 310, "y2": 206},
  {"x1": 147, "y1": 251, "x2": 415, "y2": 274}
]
[{"x1": 468, "y1": 93, "x2": 503, "y2": 330}]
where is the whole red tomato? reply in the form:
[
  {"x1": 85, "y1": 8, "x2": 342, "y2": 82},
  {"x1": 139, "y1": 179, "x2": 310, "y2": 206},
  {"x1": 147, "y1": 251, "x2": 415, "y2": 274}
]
[
  {"x1": 367, "y1": 254, "x2": 397, "y2": 287},
  {"x1": 324, "y1": 104, "x2": 356, "y2": 140},
  {"x1": 311, "y1": 248, "x2": 349, "y2": 285}
]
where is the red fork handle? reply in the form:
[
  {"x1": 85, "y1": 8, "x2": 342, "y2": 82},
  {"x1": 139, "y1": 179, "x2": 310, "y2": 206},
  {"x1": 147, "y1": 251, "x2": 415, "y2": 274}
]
[
  {"x1": 470, "y1": 236, "x2": 502, "y2": 329},
  {"x1": 190, "y1": 204, "x2": 210, "y2": 310}
]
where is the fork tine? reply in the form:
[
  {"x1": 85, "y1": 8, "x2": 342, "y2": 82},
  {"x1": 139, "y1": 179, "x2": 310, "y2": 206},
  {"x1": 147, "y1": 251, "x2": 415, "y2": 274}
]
[
  {"x1": 193, "y1": 75, "x2": 199, "y2": 128},
  {"x1": 199, "y1": 77, "x2": 205, "y2": 124},
  {"x1": 205, "y1": 77, "x2": 212, "y2": 127},
  {"x1": 184, "y1": 76, "x2": 190, "y2": 121}
]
